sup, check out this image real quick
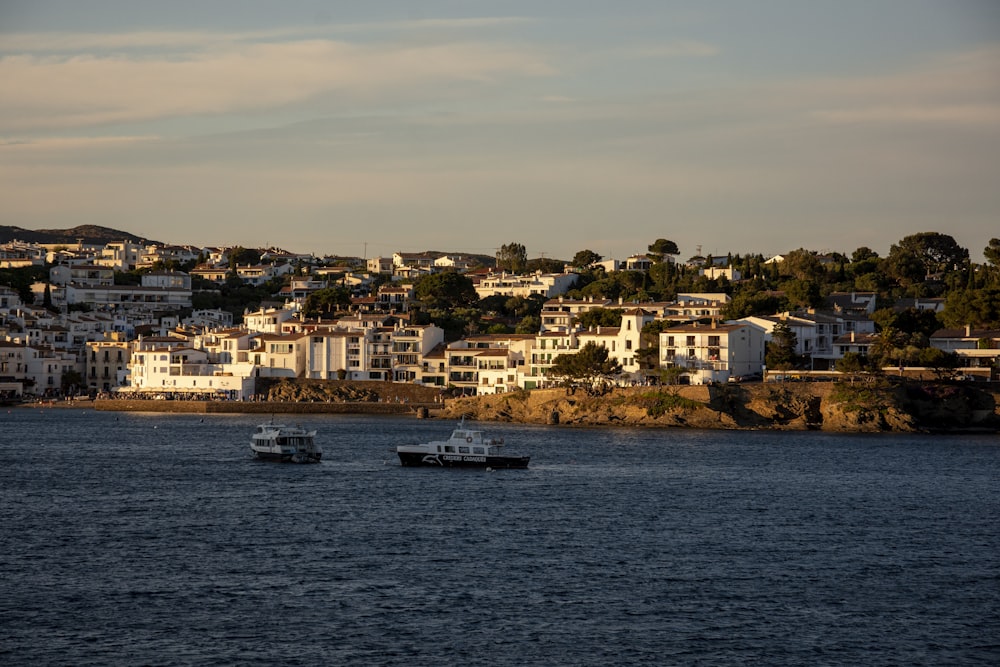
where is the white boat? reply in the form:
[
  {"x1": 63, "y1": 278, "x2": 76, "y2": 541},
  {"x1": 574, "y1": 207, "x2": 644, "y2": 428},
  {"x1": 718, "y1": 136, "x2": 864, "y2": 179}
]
[
  {"x1": 396, "y1": 418, "x2": 529, "y2": 469},
  {"x1": 251, "y1": 422, "x2": 322, "y2": 463}
]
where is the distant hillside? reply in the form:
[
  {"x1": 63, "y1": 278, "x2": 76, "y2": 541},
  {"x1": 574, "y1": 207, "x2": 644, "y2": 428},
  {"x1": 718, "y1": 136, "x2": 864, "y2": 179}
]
[{"x1": 0, "y1": 225, "x2": 160, "y2": 246}]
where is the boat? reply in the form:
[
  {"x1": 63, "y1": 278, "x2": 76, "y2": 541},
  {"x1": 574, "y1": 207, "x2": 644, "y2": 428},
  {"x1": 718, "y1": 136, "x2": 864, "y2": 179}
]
[
  {"x1": 396, "y1": 418, "x2": 529, "y2": 469},
  {"x1": 250, "y1": 422, "x2": 322, "y2": 463}
]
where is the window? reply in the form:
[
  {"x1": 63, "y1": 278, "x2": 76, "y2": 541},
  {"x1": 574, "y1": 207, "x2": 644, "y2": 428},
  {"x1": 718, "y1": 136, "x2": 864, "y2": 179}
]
[{"x1": 459, "y1": 447, "x2": 470, "y2": 454}]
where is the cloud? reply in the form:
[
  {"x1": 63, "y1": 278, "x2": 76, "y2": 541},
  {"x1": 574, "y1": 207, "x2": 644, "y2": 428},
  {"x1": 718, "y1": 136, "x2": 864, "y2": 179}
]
[
  {"x1": 0, "y1": 32, "x2": 555, "y2": 132},
  {"x1": 628, "y1": 41, "x2": 720, "y2": 59},
  {"x1": 0, "y1": 18, "x2": 534, "y2": 52},
  {"x1": 801, "y1": 46, "x2": 1000, "y2": 128}
]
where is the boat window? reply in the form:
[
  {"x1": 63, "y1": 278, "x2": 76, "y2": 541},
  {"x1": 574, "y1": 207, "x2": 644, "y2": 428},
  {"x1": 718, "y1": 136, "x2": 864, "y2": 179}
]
[
  {"x1": 445, "y1": 446, "x2": 455, "y2": 453},
  {"x1": 473, "y1": 447, "x2": 485, "y2": 454},
  {"x1": 459, "y1": 447, "x2": 469, "y2": 454}
]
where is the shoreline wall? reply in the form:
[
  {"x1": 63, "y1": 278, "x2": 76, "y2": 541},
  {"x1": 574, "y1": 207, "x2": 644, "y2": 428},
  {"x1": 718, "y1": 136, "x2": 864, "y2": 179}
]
[{"x1": 93, "y1": 400, "x2": 438, "y2": 415}]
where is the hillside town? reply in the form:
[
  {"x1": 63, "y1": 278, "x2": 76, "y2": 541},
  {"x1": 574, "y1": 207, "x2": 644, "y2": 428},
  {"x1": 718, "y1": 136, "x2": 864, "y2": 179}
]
[{"x1": 1, "y1": 232, "x2": 999, "y2": 402}]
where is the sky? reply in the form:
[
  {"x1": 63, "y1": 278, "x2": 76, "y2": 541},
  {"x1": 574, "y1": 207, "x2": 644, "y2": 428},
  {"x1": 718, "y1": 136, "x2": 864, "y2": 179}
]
[{"x1": 1, "y1": 1, "x2": 998, "y2": 263}]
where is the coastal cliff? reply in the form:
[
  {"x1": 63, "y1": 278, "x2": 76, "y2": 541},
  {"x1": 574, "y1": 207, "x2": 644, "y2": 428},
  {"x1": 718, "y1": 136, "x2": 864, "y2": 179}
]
[{"x1": 435, "y1": 382, "x2": 1000, "y2": 433}]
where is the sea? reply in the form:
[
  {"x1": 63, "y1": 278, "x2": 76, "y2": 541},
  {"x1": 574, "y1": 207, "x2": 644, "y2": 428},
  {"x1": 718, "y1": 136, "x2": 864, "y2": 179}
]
[{"x1": 1, "y1": 407, "x2": 998, "y2": 667}]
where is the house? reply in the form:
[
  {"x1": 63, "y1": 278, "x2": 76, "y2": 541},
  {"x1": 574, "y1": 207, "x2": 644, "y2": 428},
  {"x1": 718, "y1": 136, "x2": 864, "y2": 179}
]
[
  {"x1": 623, "y1": 255, "x2": 654, "y2": 271},
  {"x1": 527, "y1": 329, "x2": 580, "y2": 388},
  {"x1": 540, "y1": 296, "x2": 614, "y2": 332},
  {"x1": 50, "y1": 264, "x2": 114, "y2": 287},
  {"x1": 143, "y1": 271, "x2": 191, "y2": 290},
  {"x1": 666, "y1": 293, "x2": 730, "y2": 321},
  {"x1": 129, "y1": 339, "x2": 256, "y2": 398},
  {"x1": 182, "y1": 309, "x2": 234, "y2": 330},
  {"x1": 253, "y1": 332, "x2": 309, "y2": 378},
  {"x1": 303, "y1": 329, "x2": 371, "y2": 380},
  {"x1": 473, "y1": 271, "x2": 579, "y2": 300},
  {"x1": 97, "y1": 241, "x2": 144, "y2": 271},
  {"x1": 136, "y1": 244, "x2": 200, "y2": 269},
  {"x1": 391, "y1": 323, "x2": 445, "y2": 383},
  {"x1": 0, "y1": 340, "x2": 32, "y2": 395},
  {"x1": 825, "y1": 292, "x2": 878, "y2": 316},
  {"x1": 0, "y1": 241, "x2": 46, "y2": 268},
  {"x1": 367, "y1": 256, "x2": 395, "y2": 275},
  {"x1": 393, "y1": 252, "x2": 438, "y2": 270},
  {"x1": 576, "y1": 308, "x2": 656, "y2": 382},
  {"x1": 0, "y1": 286, "x2": 23, "y2": 311},
  {"x1": 659, "y1": 321, "x2": 765, "y2": 385},
  {"x1": 443, "y1": 333, "x2": 534, "y2": 395},
  {"x1": 377, "y1": 284, "x2": 413, "y2": 312},
  {"x1": 930, "y1": 325, "x2": 1000, "y2": 380},
  {"x1": 244, "y1": 307, "x2": 297, "y2": 334},
  {"x1": 85, "y1": 337, "x2": 132, "y2": 393},
  {"x1": 832, "y1": 331, "x2": 878, "y2": 360},
  {"x1": 434, "y1": 255, "x2": 475, "y2": 271},
  {"x1": 190, "y1": 264, "x2": 230, "y2": 284},
  {"x1": 701, "y1": 266, "x2": 742, "y2": 281},
  {"x1": 893, "y1": 297, "x2": 946, "y2": 313},
  {"x1": 60, "y1": 282, "x2": 193, "y2": 311}
]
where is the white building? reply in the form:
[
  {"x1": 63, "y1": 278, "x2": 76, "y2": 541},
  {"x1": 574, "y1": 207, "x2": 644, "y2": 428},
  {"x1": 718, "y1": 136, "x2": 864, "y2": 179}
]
[
  {"x1": 392, "y1": 323, "x2": 445, "y2": 383},
  {"x1": 474, "y1": 271, "x2": 578, "y2": 300},
  {"x1": 129, "y1": 340, "x2": 256, "y2": 398},
  {"x1": 50, "y1": 264, "x2": 114, "y2": 287},
  {"x1": 540, "y1": 296, "x2": 614, "y2": 333},
  {"x1": 576, "y1": 308, "x2": 657, "y2": 382},
  {"x1": 660, "y1": 321, "x2": 765, "y2": 385},
  {"x1": 244, "y1": 307, "x2": 297, "y2": 334}
]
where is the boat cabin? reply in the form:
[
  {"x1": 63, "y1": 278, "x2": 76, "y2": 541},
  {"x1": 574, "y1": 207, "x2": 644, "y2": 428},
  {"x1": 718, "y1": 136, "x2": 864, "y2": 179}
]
[{"x1": 436, "y1": 426, "x2": 506, "y2": 456}]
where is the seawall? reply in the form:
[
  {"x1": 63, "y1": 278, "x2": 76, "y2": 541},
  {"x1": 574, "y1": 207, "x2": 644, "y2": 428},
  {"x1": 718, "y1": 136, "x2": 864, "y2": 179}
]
[{"x1": 94, "y1": 400, "x2": 439, "y2": 415}]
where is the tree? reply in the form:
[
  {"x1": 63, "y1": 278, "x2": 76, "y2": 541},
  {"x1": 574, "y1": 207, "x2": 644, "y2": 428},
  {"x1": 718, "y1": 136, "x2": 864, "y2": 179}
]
[
  {"x1": 303, "y1": 287, "x2": 351, "y2": 317},
  {"x1": 782, "y1": 279, "x2": 822, "y2": 310},
  {"x1": 869, "y1": 327, "x2": 908, "y2": 369},
  {"x1": 886, "y1": 232, "x2": 969, "y2": 281},
  {"x1": 496, "y1": 242, "x2": 528, "y2": 273},
  {"x1": 851, "y1": 247, "x2": 879, "y2": 263},
  {"x1": 836, "y1": 352, "x2": 870, "y2": 384},
  {"x1": 228, "y1": 246, "x2": 262, "y2": 269},
  {"x1": 549, "y1": 342, "x2": 622, "y2": 391},
  {"x1": 515, "y1": 315, "x2": 541, "y2": 334},
  {"x1": 765, "y1": 321, "x2": 799, "y2": 373},
  {"x1": 779, "y1": 248, "x2": 825, "y2": 282},
  {"x1": 917, "y1": 347, "x2": 960, "y2": 379},
  {"x1": 720, "y1": 291, "x2": 783, "y2": 320},
  {"x1": 414, "y1": 272, "x2": 478, "y2": 311},
  {"x1": 572, "y1": 249, "x2": 602, "y2": 268},
  {"x1": 985, "y1": 238, "x2": 1000, "y2": 268},
  {"x1": 647, "y1": 239, "x2": 680, "y2": 262},
  {"x1": 575, "y1": 307, "x2": 623, "y2": 330},
  {"x1": 940, "y1": 288, "x2": 1000, "y2": 328}
]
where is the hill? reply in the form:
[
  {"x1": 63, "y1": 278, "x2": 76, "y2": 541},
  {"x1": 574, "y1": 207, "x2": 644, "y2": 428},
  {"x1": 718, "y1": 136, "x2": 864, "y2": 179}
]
[{"x1": 0, "y1": 225, "x2": 160, "y2": 246}]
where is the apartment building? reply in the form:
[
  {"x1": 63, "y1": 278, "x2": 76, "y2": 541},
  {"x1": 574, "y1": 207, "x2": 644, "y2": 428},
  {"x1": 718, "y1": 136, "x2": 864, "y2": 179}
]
[{"x1": 660, "y1": 321, "x2": 765, "y2": 385}]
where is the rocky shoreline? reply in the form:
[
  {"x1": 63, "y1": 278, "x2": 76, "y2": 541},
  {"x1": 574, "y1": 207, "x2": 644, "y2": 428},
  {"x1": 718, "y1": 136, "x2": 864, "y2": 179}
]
[
  {"x1": 434, "y1": 382, "x2": 1000, "y2": 433},
  {"x1": 24, "y1": 379, "x2": 1000, "y2": 433}
]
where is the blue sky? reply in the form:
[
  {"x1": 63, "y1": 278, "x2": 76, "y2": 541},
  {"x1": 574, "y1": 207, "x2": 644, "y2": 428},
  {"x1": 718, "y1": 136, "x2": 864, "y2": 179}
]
[{"x1": 1, "y1": 1, "x2": 998, "y2": 262}]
